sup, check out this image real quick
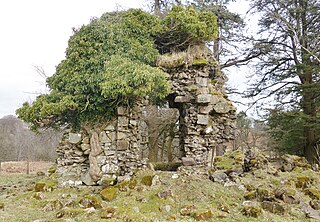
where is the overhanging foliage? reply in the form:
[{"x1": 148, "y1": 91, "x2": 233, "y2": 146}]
[{"x1": 16, "y1": 7, "x2": 218, "y2": 130}]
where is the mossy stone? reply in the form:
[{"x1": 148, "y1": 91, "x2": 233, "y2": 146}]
[
  {"x1": 242, "y1": 205, "x2": 261, "y2": 218},
  {"x1": 192, "y1": 59, "x2": 208, "y2": 66},
  {"x1": 310, "y1": 200, "x2": 320, "y2": 210},
  {"x1": 48, "y1": 164, "x2": 57, "y2": 175},
  {"x1": 79, "y1": 195, "x2": 102, "y2": 209},
  {"x1": 141, "y1": 175, "x2": 154, "y2": 186},
  {"x1": 304, "y1": 188, "x2": 320, "y2": 200},
  {"x1": 296, "y1": 175, "x2": 312, "y2": 188},
  {"x1": 244, "y1": 190, "x2": 256, "y2": 200},
  {"x1": 100, "y1": 207, "x2": 116, "y2": 219},
  {"x1": 57, "y1": 208, "x2": 84, "y2": 218},
  {"x1": 100, "y1": 187, "x2": 117, "y2": 201},
  {"x1": 128, "y1": 178, "x2": 137, "y2": 189},
  {"x1": 191, "y1": 209, "x2": 213, "y2": 221},
  {"x1": 274, "y1": 187, "x2": 299, "y2": 204},
  {"x1": 180, "y1": 205, "x2": 196, "y2": 216},
  {"x1": 116, "y1": 181, "x2": 129, "y2": 192},
  {"x1": 33, "y1": 192, "x2": 45, "y2": 200},
  {"x1": 100, "y1": 177, "x2": 117, "y2": 188},
  {"x1": 35, "y1": 182, "x2": 46, "y2": 192},
  {"x1": 256, "y1": 188, "x2": 274, "y2": 201},
  {"x1": 261, "y1": 201, "x2": 286, "y2": 215},
  {"x1": 43, "y1": 200, "x2": 63, "y2": 211}
]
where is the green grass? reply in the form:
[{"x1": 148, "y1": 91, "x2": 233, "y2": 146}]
[{"x1": 0, "y1": 168, "x2": 320, "y2": 221}]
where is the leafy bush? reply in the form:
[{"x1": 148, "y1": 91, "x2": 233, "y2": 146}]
[{"x1": 17, "y1": 7, "x2": 217, "y2": 130}]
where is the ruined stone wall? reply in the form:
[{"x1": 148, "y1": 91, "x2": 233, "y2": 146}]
[
  {"x1": 56, "y1": 102, "x2": 148, "y2": 186},
  {"x1": 169, "y1": 65, "x2": 236, "y2": 166},
  {"x1": 56, "y1": 63, "x2": 236, "y2": 186}
]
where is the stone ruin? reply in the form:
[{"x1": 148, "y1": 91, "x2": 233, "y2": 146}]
[{"x1": 56, "y1": 52, "x2": 237, "y2": 186}]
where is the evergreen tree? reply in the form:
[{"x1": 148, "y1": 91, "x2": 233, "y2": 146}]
[{"x1": 248, "y1": 0, "x2": 320, "y2": 162}]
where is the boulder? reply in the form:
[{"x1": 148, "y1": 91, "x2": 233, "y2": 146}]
[
  {"x1": 100, "y1": 207, "x2": 116, "y2": 219},
  {"x1": 81, "y1": 171, "x2": 96, "y2": 186},
  {"x1": 241, "y1": 201, "x2": 261, "y2": 218},
  {"x1": 68, "y1": 133, "x2": 82, "y2": 144},
  {"x1": 180, "y1": 205, "x2": 196, "y2": 216},
  {"x1": 196, "y1": 94, "x2": 211, "y2": 104},
  {"x1": 79, "y1": 195, "x2": 102, "y2": 209},
  {"x1": 197, "y1": 114, "x2": 209, "y2": 125},
  {"x1": 191, "y1": 209, "x2": 213, "y2": 221},
  {"x1": 175, "y1": 96, "x2": 191, "y2": 103},
  {"x1": 34, "y1": 182, "x2": 46, "y2": 192},
  {"x1": 182, "y1": 157, "x2": 196, "y2": 166},
  {"x1": 261, "y1": 201, "x2": 286, "y2": 215},
  {"x1": 100, "y1": 187, "x2": 117, "y2": 202},
  {"x1": 213, "y1": 101, "x2": 231, "y2": 114}
]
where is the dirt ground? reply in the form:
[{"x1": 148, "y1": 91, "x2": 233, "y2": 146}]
[{"x1": 0, "y1": 161, "x2": 54, "y2": 174}]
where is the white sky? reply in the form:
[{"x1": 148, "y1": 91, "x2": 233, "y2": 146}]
[{"x1": 0, "y1": 0, "x2": 251, "y2": 118}]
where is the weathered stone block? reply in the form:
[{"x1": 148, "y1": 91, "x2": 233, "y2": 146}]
[
  {"x1": 69, "y1": 133, "x2": 82, "y2": 144},
  {"x1": 182, "y1": 157, "x2": 196, "y2": 166},
  {"x1": 117, "y1": 132, "x2": 127, "y2": 140},
  {"x1": 211, "y1": 95, "x2": 221, "y2": 105},
  {"x1": 81, "y1": 144, "x2": 90, "y2": 151},
  {"x1": 81, "y1": 171, "x2": 96, "y2": 186},
  {"x1": 196, "y1": 94, "x2": 211, "y2": 104},
  {"x1": 197, "y1": 114, "x2": 209, "y2": 125},
  {"x1": 107, "y1": 132, "x2": 116, "y2": 141},
  {"x1": 195, "y1": 77, "x2": 208, "y2": 87},
  {"x1": 117, "y1": 139, "x2": 129, "y2": 151},
  {"x1": 129, "y1": 120, "x2": 137, "y2": 126},
  {"x1": 174, "y1": 96, "x2": 191, "y2": 103},
  {"x1": 213, "y1": 101, "x2": 232, "y2": 114},
  {"x1": 100, "y1": 131, "x2": 109, "y2": 143},
  {"x1": 97, "y1": 156, "x2": 107, "y2": 166},
  {"x1": 118, "y1": 116, "x2": 128, "y2": 127},
  {"x1": 105, "y1": 124, "x2": 115, "y2": 131},
  {"x1": 117, "y1": 106, "x2": 127, "y2": 115}
]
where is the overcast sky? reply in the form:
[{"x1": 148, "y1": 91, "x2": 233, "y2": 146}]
[{"x1": 0, "y1": 0, "x2": 251, "y2": 118}]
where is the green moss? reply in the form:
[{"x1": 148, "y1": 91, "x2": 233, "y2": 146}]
[
  {"x1": 261, "y1": 201, "x2": 286, "y2": 215},
  {"x1": 100, "y1": 187, "x2": 117, "y2": 201},
  {"x1": 57, "y1": 208, "x2": 84, "y2": 218},
  {"x1": 100, "y1": 177, "x2": 117, "y2": 187},
  {"x1": 242, "y1": 205, "x2": 262, "y2": 218},
  {"x1": 34, "y1": 182, "x2": 46, "y2": 192},
  {"x1": 304, "y1": 188, "x2": 320, "y2": 199},
  {"x1": 295, "y1": 175, "x2": 312, "y2": 188},
  {"x1": 180, "y1": 205, "x2": 196, "y2": 216},
  {"x1": 79, "y1": 195, "x2": 102, "y2": 209},
  {"x1": 244, "y1": 190, "x2": 256, "y2": 200},
  {"x1": 141, "y1": 175, "x2": 154, "y2": 186},
  {"x1": 256, "y1": 188, "x2": 274, "y2": 201},
  {"x1": 115, "y1": 181, "x2": 129, "y2": 191},
  {"x1": 100, "y1": 207, "x2": 116, "y2": 219},
  {"x1": 0, "y1": 202, "x2": 4, "y2": 210},
  {"x1": 213, "y1": 150, "x2": 244, "y2": 170},
  {"x1": 48, "y1": 164, "x2": 57, "y2": 175},
  {"x1": 191, "y1": 209, "x2": 213, "y2": 221},
  {"x1": 129, "y1": 178, "x2": 137, "y2": 189},
  {"x1": 192, "y1": 59, "x2": 208, "y2": 66}
]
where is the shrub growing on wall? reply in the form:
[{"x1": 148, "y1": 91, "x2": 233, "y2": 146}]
[{"x1": 17, "y1": 7, "x2": 217, "y2": 130}]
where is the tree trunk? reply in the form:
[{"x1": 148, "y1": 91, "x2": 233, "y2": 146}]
[
  {"x1": 148, "y1": 134, "x2": 159, "y2": 162},
  {"x1": 302, "y1": 86, "x2": 317, "y2": 162},
  {"x1": 300, "y1": 59, "x2": 317, "y2": 162},
  {"x1": 299, "y1": 0, "x2": 318, "y2": 163},
  {"x1": 154, "y1": 0, "x2": 161, "y2": 17}
]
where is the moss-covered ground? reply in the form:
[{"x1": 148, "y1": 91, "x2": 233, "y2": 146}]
[{"x1": 0, "y1": 163, "x2": 320, "y2": 221}]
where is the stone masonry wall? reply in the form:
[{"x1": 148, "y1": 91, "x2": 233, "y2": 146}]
[
  {"x1": 56, "y1": 63, "x2": 236, "y2": 186},
  {"x1": 169, "y1": 65, "x2": 236, "y2": 166}
]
